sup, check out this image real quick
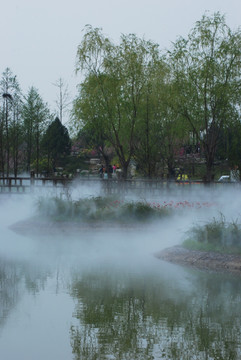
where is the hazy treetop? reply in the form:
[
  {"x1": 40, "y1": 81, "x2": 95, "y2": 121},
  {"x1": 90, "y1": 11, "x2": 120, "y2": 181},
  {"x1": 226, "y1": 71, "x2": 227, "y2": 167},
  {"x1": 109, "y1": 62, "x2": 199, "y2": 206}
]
[{"x1": 0, "y1": 0, "x2": 240, "y2": 111}]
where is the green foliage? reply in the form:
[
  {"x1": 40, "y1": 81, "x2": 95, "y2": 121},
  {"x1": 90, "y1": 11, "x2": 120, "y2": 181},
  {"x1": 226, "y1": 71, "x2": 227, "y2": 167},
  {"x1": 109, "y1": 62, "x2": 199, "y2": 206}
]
[
  {"x1": 36, "y1": 196, "x2": 171, "y2": 223},
  {"x1": 0, "y1": 68, "x2": 23, "y2": 176},
  {"x1": 22, "y1": 86, "x2": 51, "y2": 173},
  {"x1": 168, "y1": 12, "x2": 241, "y2": 181},
  {"x1": 57, "y1": 155, "x2": 89, "y2": 174},
  {"x1": 1, "y1": 13, "x2": 241, "y2": 179},
  {"x1": 118, "y1": 201, "x2": 166, "y2": 221},
  {"x1": 41, "y1": 117, "x2": 71, "y2": 170},
  {"x1": 31, "y1": 158, "x2": 49, "y2": 173},
  {"x1": 73, "y1": 14, "x2": 241, "y2": 181},
  {"x1": 184, "y1": 216, "x2": 241, "y2": 254},
  {"x1": 73, "y1": 26, "x2": 166, "y2": 178},
  {"x1": 216, "y1": 121, "x2": 241, "y2": 178}
]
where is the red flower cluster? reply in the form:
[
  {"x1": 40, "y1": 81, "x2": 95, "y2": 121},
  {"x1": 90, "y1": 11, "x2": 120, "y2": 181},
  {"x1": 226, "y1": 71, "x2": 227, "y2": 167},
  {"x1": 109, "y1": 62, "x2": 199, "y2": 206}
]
[{"x1": 151, "y1": 200, "x2": 216, "y2": 209}]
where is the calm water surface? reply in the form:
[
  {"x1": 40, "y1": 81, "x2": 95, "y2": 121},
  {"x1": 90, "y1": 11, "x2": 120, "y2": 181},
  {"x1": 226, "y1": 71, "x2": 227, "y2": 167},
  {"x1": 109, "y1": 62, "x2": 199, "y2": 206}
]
[{"x1": 0, "y1": 194, "x2": 241, "y2": 360}]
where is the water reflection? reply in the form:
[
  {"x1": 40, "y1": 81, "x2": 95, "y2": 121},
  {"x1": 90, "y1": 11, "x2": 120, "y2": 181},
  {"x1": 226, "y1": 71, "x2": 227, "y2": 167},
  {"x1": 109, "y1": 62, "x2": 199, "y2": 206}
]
[
  {"x1": 1, "y1": 190, "x2": 241, "y2": 359},
  {"x1": 69, "y1": 267, "x2": 241, "y2": 360},
  {"x1": 0, "y1": 255, "x2": 74, "y2": 360},
  {"x1": 0, "y1": 248, "x2": 241, "y2": 360},
  {"x1": 0, "y1": 259, "x2": 20, "y2": 329},
  {"x1": 0, "y1": 257, "x2": 51, "y2": 330}
]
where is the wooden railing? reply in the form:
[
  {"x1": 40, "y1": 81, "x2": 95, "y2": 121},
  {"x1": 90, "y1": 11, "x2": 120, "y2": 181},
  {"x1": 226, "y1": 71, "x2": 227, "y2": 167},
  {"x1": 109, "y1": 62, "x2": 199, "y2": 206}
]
[
  {"x1": 0, "y1": 176, "x2": 72, "y2": 193},
  {"x1": 0, "y1": 176, "x2": 239, "y2": 194}
]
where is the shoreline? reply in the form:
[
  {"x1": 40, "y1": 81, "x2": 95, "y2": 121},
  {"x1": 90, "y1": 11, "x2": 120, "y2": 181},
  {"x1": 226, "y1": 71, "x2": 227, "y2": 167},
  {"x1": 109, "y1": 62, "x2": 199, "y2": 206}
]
[
  {"x1": 155, "y1": 246, "x2": 241, "y2": 274},
  {"x1": 10, "y1": 219, "x2": 241, "y2": 275}
]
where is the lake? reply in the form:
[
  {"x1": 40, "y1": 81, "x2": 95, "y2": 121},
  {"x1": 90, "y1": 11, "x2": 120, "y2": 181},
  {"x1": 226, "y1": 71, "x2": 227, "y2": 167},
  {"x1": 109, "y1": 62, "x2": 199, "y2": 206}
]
[{"x1": 0, "y1": 189, "x2": 241, "y2": 360}]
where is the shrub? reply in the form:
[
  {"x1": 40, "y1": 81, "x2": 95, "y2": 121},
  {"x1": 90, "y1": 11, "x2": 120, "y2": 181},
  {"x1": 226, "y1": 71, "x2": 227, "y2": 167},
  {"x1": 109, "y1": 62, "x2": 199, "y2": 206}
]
[
  {"x1": 184, "y1": 216, "x2": 241, "y2": 254},
  {"x1": 36, "y1": 196, "x2": 172, "y2": 223}
]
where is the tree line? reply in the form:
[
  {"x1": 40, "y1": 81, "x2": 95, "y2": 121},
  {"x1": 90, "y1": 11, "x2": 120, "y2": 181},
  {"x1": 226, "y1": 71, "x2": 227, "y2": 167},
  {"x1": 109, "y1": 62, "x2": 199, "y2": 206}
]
[
  {"x1": 0, "y1": 69, "x2": 71, "y2": 177},
  {"x1": 72, "y1": 12, "x2": 241, "y2": 181},
  {"x1": 1, "y1": 12, "x2": 241, "y2": 181}
]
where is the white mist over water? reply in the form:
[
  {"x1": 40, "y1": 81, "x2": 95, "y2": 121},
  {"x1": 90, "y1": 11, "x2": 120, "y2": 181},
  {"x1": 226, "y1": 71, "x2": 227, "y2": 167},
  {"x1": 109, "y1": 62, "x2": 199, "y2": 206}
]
[
  {"x1": 0, "y1": 184, "x2": 240, "y2": 360},
  {"x1": 0, "y1": 183, "x2": 237, "y2": 294},
  {"x1": 0, "y1": 182, "x2": 239, "y2": 267}
]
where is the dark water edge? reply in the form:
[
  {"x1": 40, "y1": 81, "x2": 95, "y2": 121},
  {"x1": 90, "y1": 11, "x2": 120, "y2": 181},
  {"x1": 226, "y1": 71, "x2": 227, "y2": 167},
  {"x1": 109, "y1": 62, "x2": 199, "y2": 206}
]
[{"x1": 9, "y1": 218, "x2": 146, "y2": 236}]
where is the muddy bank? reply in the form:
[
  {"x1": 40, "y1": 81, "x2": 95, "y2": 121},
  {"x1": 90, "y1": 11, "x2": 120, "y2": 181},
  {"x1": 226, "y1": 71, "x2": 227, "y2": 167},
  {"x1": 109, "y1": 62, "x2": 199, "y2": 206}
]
[{"x1": 156, "y1": 246, "x2": 241, "y2": 274}]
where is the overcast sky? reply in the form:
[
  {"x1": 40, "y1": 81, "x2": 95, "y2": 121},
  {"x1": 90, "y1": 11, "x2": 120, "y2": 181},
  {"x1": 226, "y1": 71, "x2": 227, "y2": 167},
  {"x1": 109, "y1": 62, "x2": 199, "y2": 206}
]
[{"x1": 1, "y1": 0, "x2": 240, "y2": 122}]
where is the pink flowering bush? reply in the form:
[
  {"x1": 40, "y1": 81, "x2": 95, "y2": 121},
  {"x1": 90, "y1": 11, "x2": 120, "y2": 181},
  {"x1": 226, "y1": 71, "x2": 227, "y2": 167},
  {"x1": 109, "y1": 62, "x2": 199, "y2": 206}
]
[{"x1": 149, "y1": 200, "x2": 216, "y2": 210}]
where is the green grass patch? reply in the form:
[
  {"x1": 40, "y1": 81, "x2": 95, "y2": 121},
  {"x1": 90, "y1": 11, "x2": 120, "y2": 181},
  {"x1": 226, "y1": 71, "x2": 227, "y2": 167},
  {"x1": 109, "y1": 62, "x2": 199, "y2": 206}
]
[{"x1": 183, "y1": 216, "x2": 241, "y2": 255}]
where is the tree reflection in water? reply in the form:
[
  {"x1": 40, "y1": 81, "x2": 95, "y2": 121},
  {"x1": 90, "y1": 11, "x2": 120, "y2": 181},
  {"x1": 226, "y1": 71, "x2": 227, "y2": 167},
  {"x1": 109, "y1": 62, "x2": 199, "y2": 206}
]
[
  {"x1": 0, "y1": 259, "x2": 20, "y2": 329},
  {"x1": 0, "y1": 250, "x2": 241, "y2": 359},
  {"x1": 0, "y1": 256, "x2": 51, "y2": 331},
  {"x1": 69, "y1": 269, "x2": 241, "y2": 360}
]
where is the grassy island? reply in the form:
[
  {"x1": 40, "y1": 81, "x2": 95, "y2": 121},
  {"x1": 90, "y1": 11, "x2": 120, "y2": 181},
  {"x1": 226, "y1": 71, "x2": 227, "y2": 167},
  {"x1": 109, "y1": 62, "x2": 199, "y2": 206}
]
[
  {"x1": 36, "y1": 196, "x2": 172, "y2": 224},
  {"x1": 183, "y1": 216, "x2": 241, "y2": 255}
]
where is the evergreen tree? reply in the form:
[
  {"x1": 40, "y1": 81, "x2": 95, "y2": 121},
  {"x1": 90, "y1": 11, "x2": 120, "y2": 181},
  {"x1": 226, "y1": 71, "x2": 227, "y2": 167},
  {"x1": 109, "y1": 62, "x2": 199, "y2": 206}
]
[{"x1": 42, "y1": 117, "x2": 71, "y2": 172}]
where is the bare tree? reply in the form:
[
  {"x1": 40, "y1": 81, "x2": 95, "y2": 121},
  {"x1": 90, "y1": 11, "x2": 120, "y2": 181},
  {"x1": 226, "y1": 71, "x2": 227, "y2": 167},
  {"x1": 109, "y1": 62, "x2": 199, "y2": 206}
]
[{"x1": 53, "y1": 78, "x2": 71, "y2": 124}]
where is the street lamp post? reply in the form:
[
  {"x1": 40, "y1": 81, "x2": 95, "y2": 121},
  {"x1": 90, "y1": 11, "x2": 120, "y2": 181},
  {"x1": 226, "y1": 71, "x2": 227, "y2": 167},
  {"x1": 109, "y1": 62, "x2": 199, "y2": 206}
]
[{"x1": 2, "y1": 93, "x2": 13, "y2": 177}]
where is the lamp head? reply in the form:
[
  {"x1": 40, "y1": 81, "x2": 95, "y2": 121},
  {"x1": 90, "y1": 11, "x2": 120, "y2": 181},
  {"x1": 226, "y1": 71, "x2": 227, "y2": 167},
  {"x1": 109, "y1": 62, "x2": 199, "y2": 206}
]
[{"x1": 2, "y1": 93, "x2": 13, "y2": 100}]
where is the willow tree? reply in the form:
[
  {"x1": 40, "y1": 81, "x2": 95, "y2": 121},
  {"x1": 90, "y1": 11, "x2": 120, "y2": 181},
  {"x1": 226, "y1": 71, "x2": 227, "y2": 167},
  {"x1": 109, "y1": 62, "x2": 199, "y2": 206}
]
[
  {"x1": 131, "y1": 52, "x2": 169, "y2": 178},
  {"x1": 169, "y1": 12, "x2": 241, "y2": 181},
  {"x1": 72, "y1": 73, "x2": 113, "y2": 170},
  {"x1": 73, "y1": 26, "x2": 161, "y2": 178}
]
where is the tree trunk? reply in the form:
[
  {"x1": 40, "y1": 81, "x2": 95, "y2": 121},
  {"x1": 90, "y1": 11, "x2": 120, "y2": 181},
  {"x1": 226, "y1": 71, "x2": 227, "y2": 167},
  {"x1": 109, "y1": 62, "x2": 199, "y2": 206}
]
[
  {"x1": 167, "y1": 156, "x2": 175, "y2": 180},
  {"x1": 205, "y1": 160, "x2": 214, "y2": 182},
  {"x1": 121, "y1": 164, "x2": 128, "y2": 179},
  {"x1": 204, "y1": 143, "x2": 216, "y2": 182}
]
